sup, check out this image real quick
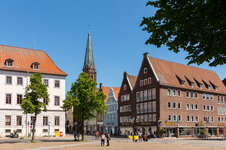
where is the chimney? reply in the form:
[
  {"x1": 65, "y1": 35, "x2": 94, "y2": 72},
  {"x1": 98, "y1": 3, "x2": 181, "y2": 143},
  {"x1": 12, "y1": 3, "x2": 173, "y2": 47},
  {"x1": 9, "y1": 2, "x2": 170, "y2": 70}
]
[
  {"x1": 143, "y1": 52, "x2": 149, "y2": 59},
  {"x1": 99, "y1": 83, "x2": 103, "y2": 91},
  {"x1": 123, "y1": 72, "x2": 128, "y2": 78}
]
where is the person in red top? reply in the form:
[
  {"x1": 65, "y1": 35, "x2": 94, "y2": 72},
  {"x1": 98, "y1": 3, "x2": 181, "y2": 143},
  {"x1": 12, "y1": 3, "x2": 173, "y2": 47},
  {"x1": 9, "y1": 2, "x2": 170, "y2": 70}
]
[{"x1": 95, "y1": 131, "x2": 99, "y2": 140}]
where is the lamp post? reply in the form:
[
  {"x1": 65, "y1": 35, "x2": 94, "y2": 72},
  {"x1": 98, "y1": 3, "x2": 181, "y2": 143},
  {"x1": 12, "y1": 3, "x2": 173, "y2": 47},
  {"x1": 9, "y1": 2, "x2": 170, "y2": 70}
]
[{"x1": 130, "y1": 118, "x2": 137, "y2": 142}]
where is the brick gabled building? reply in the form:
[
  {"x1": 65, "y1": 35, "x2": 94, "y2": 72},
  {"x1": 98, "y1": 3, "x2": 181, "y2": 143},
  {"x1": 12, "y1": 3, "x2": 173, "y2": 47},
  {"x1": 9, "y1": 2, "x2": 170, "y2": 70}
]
[{"x1": 118, "y1": 52, "x2": 226, "y2": 138}]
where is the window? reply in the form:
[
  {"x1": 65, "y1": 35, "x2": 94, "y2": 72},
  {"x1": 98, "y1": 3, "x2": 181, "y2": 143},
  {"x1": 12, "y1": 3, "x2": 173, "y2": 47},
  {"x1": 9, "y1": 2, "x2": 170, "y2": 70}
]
[
  {"x1": 168, "y1": 114, "x2": 172, "y2": 121},
  {"x1": 191, "y1": 82, "x2": 194, "y2": 87},
  {"x1": 31, "y1": 116, "x2": 35, "y2": 125},
  {"x1": 144, "y1": 67, "x2": 147, "y2": 73},
  {"x1": 215, "y1": 86, "x2": 218, "y2": 91},
  {"x1": 207, "y1": 85, "x2": 210, "y2": 90},
  {"x1": 136, "y1": 92, "x2": 140, "y2": 102},
  {"x1": 186, "y1": 91, "x2": 190, "y2": 98},
  {"x1": 191, "y1": 92, "x2": 194, "y2": 98},
  {"x1": 144, "y1": 102, "x2": 147, "y2": 113},
  {"x1": 17, "y1": 94, "x2": 23, "y2": 104},
  {"x1": 186, "y1": 103, "x2": 190, "y2": 110},
  {"x1": 148, "y1": 77, "x2": 151, "y2": 84},
  {"x1": 126, "y1": 94, "x2": 130, "y2": 101},
  {"x1": 191, "y1": 104, "x2": 194, "y2": 110},
  {"x1": 178, "y1": 115, "x2": 181, "y2": 122},
  {"x1": 152, "y1": 101, "x2": 156, "y2": 112},
  {"x1": 173, "y1": 102, "x2": 176, "y2": 109},
  {"x1": 34, "y1": 64, "x2": 39, "y2": 70},
  {"x1": 144, "y1": 79, "x2": 148, "y2": 85},
  {"x1": 6, "y1": 76, "x2": 12, "y2": 84},
  {"x1": 144, "y1": 90, "x2": 147, "y2": 101},
  {"x1": 123, "y1": 84, "x2": 127, "y2": 90},
  {"x1": 136, "y1": 104, "x2": 140, "y2": 114},
  {"x1": 17, "y1": 116, "x2": 22, "y2": 126},
  {"x1": 178, "y1": 103, "x2": 181, "y2": 109},
  {"x1": 210, "y1": 94, "x2": 213, "y2": 100},
  {"x1": 173, "y1": 115, "x2": 177, "y2": 122},
  {"x1": 168, "y1": 89, "x2": 171, "y2": 96},
  {"x1": 5, "y1": 129, "x2": 11, "y2": 133},
  {"x1": 128, "y1": 105, "x2": 131, "y2": 111},
  {"x1": 55, "y1": 116, "x2": 60, "y2": 126},
  {"x1": 218, "y1": 106, "x2": 221, "y2": 115},
  {"x1": 148, "y1": 102, "x2": 152, "y2": 112},
  {"x1": 121, "y1": 95, "x2": 124, "y2": 102},
  {"x1": 191, "y1": 116, "x2": 194, "y2": 122},
  {"x1": 181, "y1": 80, "x2": 185, "y2": 86},
  {"x1": 140, "y1": 91, "x2": 143, "y2": 101},
  {"x1": 218, "y1": 96, "x2": 220, "y2": 104},
  {"x1": 152, "y1": 88, "x2": 156, "y2": 99},
  {"x1": 221, "y1": 96, "x2": 224, "y2": 104},
  {"x1": 211, "y1": 117, "x2": 214, "y2": 123},
  {"x1": 6, "y1": 59, "x2": 13, "y2": 66},
  {"x1": 43, "y1": 129, "x2": 48, "y2": 133},
  {"x1": 55, "y1": 80, "x2": 60, "y2": 87},
  {"x1": 207, "y1": 105, "x2": 210, "y2": 111},
  {"x1": 55, "y1": 96, "x2": 60, "y2": 106},
  {"x1": 5, "y1": 116, "x2": 11, "y2": 126},
  {"x1": 199, "y1": 84, "x2": 203, "y2": 89},
  {"x1": 218, "y1": 117, "x2": 220, "y2": 123},
  {"x1": 195, "y1": 116, "x2": 199, "y2": 122},
  {"x1": 203, "y1": 105, "x2": 206, "y2": 111},
  {"x1": 148, "y1": 89, "x2": 151, "y2": 100},
  {"x1": 168, "y1": 102, "x2": 171, "y2": 109},
  {"x1": 43, "y1": 98, "x2": 48, "y2": 105},
  {"x1": 222, "y1": 106, "x2": 224, "y2": 115},
  {"x1": 6, "y1": 94, "x2": 11, "y2": 104},
  {"x1": 206, "y1": 94, "x2": 209, "y2": 100},
  {"x1": 211, "y1": 105, "x2": 214, "y2": 112},
  {"x1": 187, "y1": 116, "x2": 190, "y2": 122},
  {"x1": 17, "y1": 77, "x2": 23, "y2": 85},
  {"x1": 177, "y1": 90, "x2": 181, "y2": 97},
  {"x1": 43, "y1": 117, "x2": 48, "y2": 126},
  {"x1": 203, "y1": 93, "x2": 206, "y2": 100},
  {"x1": 195, "y1": 104, "x2": 198, "y2": 110},
  {"x1": 43, "y1": 79, "x2": 48, "y2": 87},
  {"x1": 140, "y1": 80, "x2": 143, "y2": 86},
  {"x1": 195, "y1": 92, "x2": 198, "y2": 99},
  {"x1": 173, "y1": 89, "x2": 176, "y2": 96}
]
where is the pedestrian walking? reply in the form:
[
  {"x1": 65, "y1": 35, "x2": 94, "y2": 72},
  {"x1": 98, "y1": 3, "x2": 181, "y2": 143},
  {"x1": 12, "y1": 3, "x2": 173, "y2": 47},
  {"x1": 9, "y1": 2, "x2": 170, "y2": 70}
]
[
  {"x1": 138, "y1": 131, "x2": 142, "y2": 142},
  {"x1": 95, "y1": 131, "x2": 99, "y2": 140},
  {"x1": 106, "y1": 133, "x2": 110, "y2": 146},
  {"x1": 101, "y1": 133, "x2": 105, "y2": 146}
]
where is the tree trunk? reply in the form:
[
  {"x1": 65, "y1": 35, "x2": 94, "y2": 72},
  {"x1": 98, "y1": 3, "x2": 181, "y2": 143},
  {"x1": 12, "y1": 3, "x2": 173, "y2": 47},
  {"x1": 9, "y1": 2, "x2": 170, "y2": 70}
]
[
  {"x1": 31, "y1": 113, "x2": 37, "y2": 142},
  {"x1": 82, "y1": 117, "x2": 84, "y2": 141}
]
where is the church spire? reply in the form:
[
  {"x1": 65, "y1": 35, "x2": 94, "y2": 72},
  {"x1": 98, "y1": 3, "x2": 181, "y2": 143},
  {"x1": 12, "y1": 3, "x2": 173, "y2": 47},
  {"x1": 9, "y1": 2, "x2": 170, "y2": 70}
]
[
  {"x1": 83, "y1": 26, "x2": 96, "y2": 81},
  {"x1": 84, "y1": 26, "x2": 95, "y2": 69}
]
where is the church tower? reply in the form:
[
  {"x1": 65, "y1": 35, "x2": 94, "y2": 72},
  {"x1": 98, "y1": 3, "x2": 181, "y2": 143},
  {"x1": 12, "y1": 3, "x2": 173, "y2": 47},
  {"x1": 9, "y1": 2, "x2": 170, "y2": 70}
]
[{"x1": 83, "y1": 28, "x2": 96, "y2": 81}]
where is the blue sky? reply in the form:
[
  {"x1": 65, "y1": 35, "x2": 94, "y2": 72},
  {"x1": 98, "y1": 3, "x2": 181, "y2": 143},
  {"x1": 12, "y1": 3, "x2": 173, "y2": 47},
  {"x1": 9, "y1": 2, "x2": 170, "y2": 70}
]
[{"x1": 0, "y1": 0, "x2": 225, "y2": 91}]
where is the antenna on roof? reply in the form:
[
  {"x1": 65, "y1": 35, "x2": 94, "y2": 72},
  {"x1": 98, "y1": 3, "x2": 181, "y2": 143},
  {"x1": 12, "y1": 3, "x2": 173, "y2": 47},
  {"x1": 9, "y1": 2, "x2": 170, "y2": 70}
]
[{"x1": 33, "y1": 32, "x2": 36, "y2": 50}]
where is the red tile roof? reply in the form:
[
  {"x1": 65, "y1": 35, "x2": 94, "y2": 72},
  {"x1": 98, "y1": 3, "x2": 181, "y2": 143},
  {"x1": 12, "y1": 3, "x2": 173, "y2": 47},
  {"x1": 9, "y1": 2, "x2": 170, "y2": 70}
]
[
  {"x1": 102, "y1": 86, "x2": 120, "y2": 103},
  {"x1": 149, "y1": 57, "x2": 226, "y2": 94},
  {"x1": 0, "y1": 45, "x2": 67, "y2": 76}
]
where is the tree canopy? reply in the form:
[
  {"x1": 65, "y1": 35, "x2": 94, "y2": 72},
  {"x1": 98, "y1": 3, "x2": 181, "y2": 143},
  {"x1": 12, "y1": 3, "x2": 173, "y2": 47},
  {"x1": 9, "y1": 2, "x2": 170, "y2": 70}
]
[
  {"x1": 140, "y1": 0, "x2": 226, "y2": 66},
  {"x1": 21, "y1": 73, "x2": 49, "y2": 142},
  {"x1": 63, "y1": 72, "x2": 106, "y2": 141}
]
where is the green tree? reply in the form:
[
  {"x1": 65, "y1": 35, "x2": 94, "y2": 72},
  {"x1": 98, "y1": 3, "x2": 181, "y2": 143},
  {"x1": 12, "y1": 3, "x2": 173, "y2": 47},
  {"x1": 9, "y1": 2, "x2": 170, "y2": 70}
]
[
  {"x1": 63, "y1": 72, "x2": 106, "y2": 141},
  {"x1": 140, "y1": 0, "x2": 226, "y2": 66},
  {"x1": 20, "y1": 73, "x2": 49, "y2": 142}
]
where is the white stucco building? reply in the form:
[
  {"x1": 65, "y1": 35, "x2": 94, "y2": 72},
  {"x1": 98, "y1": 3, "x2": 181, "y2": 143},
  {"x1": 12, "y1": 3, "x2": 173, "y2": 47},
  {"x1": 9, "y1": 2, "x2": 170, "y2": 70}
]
[{"x1": 0, "y1": 45, "x2": 67, "y2": 137}]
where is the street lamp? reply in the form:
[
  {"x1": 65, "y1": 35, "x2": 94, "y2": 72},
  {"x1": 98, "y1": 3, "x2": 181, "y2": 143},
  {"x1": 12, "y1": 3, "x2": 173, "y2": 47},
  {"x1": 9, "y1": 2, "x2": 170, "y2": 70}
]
[{"x1": 130, "y1": 117, "x2": 138, "y2": 142}]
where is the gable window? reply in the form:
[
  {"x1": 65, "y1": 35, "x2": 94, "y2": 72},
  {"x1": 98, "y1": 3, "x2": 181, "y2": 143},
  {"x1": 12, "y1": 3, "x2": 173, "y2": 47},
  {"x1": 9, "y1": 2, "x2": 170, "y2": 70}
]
[
  {"x1": 148, "y1": 77, "x2": 151, "y2": 84},
  {"x1": 144, "y1": 79, "x2": 147, "y2": 85},
  {"x1": 5, "y1": 58, "x2": 14, "y2": 67},
  {"x1": 17, "y1": 94, "x2": 23, "y2": 104},
  {"x1": 123, "y1": 84, "x2": 127, "y2": 90},
  {"x1": 6, "y1": 94, "x2": 11, "y2": 104},
  {"x1": 6, "y1": 76, "x2": 12, "y2": 84},
  {"x1": 54, "y1": 96, "x2": 60, "y2": 106},
  {"x1": 144, "y1": 67, "x2": 147, "y2": 74},
  {"x1": 126, "y1": 94, "x2": 130, "y2": 101},
  {"x1": 140, "y1": 80, "x2": 143, "y2": 86},
  {"x1": 43, "y1": 79, "x2": 48, "y2": 87},
  {"x1": 55, "y1": 80, "x2": 60, "y2": 87},
  {"x1": 17, "y1": 77, "x2": 23, "y2": 85}
]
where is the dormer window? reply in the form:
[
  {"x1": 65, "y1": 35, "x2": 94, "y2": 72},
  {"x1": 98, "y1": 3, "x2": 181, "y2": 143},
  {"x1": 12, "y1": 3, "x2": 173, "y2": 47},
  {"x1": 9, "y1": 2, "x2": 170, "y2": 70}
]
[
  {"x1": 144, "y1": 67, "x2": 147, "y2": 74},
  {"x1": 207, "y1": 85, "x2": 210, "y2": 90},
  {"x1": 5, "y1": 58, "x2": 14, "y2": 67},
  {"x1": 191, "y1": 82, "x2": 194, "y2": 87},
  {"x1": 215, "y1": 86, "x2": 218, "y2": 91},
  {"x1": 31, "y1": 62, "x2": 40, "y2": 70},
  {"x1": 176, "y1": 75, "x2": 185, "y2": 86}
]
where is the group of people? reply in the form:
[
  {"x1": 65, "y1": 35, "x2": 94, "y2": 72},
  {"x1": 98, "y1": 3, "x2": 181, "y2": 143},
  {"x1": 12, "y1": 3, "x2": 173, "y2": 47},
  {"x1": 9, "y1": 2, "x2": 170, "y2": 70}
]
[
  {"x1": 96, "y1": 131, "x2": 111, "y2": 146},
  {"x1": 138, "y1": 131, "x2": 148, "y2": 142}
]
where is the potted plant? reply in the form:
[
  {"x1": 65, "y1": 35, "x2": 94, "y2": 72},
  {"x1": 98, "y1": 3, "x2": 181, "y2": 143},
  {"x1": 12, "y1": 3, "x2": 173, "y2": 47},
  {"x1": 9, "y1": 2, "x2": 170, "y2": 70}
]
[{"x1": 13, "y1": 130, "x2": 19, "y2": 138}]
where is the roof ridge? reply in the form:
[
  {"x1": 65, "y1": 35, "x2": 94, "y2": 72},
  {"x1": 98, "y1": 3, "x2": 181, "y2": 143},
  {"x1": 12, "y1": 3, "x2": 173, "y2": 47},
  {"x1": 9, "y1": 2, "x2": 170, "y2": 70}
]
[
  {"x1": 148, "y1": 56, "x2": 215, "y2": 73},
  {"x1": 0, "y1": 44, "x2": 44, "y2": 52}
]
